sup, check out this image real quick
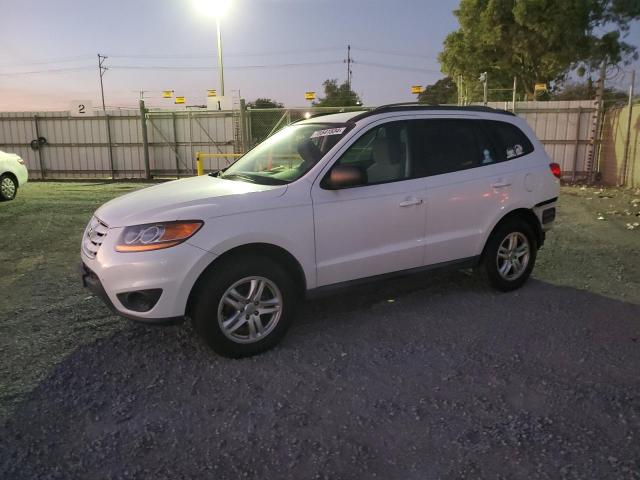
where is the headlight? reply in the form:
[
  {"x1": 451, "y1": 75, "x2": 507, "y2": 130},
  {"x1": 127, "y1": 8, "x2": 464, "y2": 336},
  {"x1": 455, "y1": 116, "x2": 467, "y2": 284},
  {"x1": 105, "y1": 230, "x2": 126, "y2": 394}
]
[
  {"x1": 17, "y1": 158, "x2": 25, "y2": 165},
  {"x1": 115, "y1": 221, "x2": 203, "y2": 252}
]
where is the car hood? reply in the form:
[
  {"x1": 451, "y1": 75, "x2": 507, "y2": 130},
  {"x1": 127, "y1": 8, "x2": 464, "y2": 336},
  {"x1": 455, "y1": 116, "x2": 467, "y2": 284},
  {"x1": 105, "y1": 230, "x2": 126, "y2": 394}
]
[
  {"x1": 95, "y1": 175, "x2": 287, "y2": 227},
  {"x1": 0, "y1": 150, "x2": 21, "y2": 161}
]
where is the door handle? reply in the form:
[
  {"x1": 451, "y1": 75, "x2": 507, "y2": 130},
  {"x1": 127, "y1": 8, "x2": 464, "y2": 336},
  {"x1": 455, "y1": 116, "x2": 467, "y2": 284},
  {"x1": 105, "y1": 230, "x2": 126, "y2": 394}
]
[
  {"x1": 399, "y1": 197, "x2": 423, "y2": 207},
  {"x1": 491, "y1": 181, "x2": 511, "y2": 188}
]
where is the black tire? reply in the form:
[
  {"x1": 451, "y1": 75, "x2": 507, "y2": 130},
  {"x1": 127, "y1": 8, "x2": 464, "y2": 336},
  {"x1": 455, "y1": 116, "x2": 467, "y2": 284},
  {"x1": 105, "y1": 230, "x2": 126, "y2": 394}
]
[
  {"x1": 191, "y1": 255, "x2": 298, "y2": 358},
  {"x1": 479, "y1": 218, "x2": 538, "y2": 292},
  {"x1": 0, "y1": 174, "x2": 18, "y2": 201}
]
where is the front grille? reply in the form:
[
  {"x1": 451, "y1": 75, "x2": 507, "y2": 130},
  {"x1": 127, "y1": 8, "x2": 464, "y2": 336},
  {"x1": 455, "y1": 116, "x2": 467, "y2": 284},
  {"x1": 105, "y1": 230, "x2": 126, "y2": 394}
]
[{"x1": 82, "y1": 216, "x2": 109, "y2": 258}]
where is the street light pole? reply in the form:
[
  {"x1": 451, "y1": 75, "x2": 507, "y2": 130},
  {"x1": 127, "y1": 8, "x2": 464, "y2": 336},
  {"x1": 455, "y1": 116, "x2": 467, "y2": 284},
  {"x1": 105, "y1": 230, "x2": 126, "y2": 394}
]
[
  {"x1": 216, "y1": 17, "x2": 225, "y2": 97},
  {"x1": 194, "y1": 0, "x2": 231, "y2": 98}
]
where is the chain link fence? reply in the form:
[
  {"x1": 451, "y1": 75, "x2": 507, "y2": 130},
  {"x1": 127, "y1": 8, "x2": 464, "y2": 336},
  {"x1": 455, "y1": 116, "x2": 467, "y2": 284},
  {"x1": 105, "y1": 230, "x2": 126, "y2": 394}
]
[{"x1": 244, "y1": 106, "x2": 369, "y2": 149}]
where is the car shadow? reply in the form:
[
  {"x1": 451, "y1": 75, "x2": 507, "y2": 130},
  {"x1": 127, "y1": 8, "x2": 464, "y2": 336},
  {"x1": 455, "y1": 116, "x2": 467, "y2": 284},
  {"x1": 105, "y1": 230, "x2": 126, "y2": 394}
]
[{"x1": 1, "y1": 273, "x2": 639, "y2": 479}]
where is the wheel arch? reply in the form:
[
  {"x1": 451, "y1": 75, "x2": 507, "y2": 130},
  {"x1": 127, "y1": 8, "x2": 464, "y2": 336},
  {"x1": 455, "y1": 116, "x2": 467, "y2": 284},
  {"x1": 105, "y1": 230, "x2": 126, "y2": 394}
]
[
  {"x1": 186, "y1": 242, "x2": 307, "y2": 318},
  {"x1": 1, "y1": 170, "x2": 18, "y2": 184},
  {"x1": 481, "y1": 208, "x2": 543, "y2": 260}
]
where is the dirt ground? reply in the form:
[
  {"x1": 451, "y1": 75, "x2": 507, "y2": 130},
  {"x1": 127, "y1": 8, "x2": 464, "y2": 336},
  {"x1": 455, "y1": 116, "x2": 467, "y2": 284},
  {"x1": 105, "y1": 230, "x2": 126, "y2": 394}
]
[{"x1": 0, "y1": 182, "x2": 639, "y2": 479}]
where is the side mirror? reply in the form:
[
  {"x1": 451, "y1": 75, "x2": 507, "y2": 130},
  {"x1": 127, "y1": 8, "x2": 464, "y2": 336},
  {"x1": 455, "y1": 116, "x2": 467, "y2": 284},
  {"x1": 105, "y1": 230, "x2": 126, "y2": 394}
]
[{"x1": 323, "y1": 165, "x2": 366, "y2": 189}]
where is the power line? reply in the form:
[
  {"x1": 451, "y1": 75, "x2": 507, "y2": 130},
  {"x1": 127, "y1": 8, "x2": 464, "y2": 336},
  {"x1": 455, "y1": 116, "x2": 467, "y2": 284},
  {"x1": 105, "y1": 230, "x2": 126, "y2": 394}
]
[
  {"x1": 0, "y1": 57, "x2": 441, "y2": 77},
  {"x1": 0, "y1": 46, "x2": 344, "y2": 71},
  {"x1": 351, "y1": 46, "x2": 437, "y2": 60},
  {"x1": 0, "y1": 60, "x2": 343, "y2": 76},
  {"x1": 0, "y1": 46, "x2": 436, "y2": 72},
  {"x1": 106, "y1": 46, "x2": 344, "y2": 60},
  {"x1": 0, "y1": 55, "x2": 95, "y2": 68},
  {"x1": 0, "y1": 66, "x2": 94, "y2": 76},
  {"x1": 109, "y1": 61, "x2": 344, "y2": 71},
  {"x1": 356, "y1": 61, "x2": 441, "y2": 74}
]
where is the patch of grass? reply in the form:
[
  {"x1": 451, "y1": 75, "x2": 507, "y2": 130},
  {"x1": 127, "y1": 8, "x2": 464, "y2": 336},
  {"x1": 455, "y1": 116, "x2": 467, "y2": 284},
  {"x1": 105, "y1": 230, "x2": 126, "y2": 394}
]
[{"x1": 0, "y1": 182, "x2": 148, "y2": 418}]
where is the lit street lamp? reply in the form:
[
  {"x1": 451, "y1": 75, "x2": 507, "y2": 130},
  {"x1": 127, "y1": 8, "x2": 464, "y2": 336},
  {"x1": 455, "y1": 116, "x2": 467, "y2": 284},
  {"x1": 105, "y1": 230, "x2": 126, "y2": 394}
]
[{"x1": 193, "y1": 0, "x2": 233, "y2": 97}]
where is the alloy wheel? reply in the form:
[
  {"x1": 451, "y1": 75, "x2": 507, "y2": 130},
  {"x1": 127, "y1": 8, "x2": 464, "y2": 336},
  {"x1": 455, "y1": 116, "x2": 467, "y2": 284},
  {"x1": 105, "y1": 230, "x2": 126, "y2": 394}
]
[
  {"x1": 1, "y1": 177, "x2": 16, "y2": 199},
  {"x1": 496, "y1": 232, "x2": 530, "y2": 281},
  {"x1": 217, "y1": 276, "x2": 283, "y2": 344}
]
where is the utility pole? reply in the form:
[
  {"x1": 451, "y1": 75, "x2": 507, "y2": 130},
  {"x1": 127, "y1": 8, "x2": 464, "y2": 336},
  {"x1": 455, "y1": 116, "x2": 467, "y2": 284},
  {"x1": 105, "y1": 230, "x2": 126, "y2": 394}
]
[
  {"x1": 512, "y1": 76, "x2": 517, "y2": 112},
  {"x1": 98, "y1": 53, "x2": 114, "y2": 177},
  {"x1": 139, "y1": 98, "x2": 151, "y2": 180},
  {"x1": 346, "y1": 45, "x2": 352, "y2": 90},
  {"x1": 97, "y1": 54, "x2": 108, "y2": 111},
  {"x1": 620, "y1": 69, "x2": 636, "y2": 186},
  {"x1": 586, "y1": 60, "x2": 607, "y2": 182}
]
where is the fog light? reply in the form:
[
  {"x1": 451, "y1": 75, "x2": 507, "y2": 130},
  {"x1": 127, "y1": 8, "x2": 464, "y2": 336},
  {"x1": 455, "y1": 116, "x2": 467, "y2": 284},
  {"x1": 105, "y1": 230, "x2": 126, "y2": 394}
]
[{"x1": 117, "y1": 289, "x2": 162, "y2": 312}]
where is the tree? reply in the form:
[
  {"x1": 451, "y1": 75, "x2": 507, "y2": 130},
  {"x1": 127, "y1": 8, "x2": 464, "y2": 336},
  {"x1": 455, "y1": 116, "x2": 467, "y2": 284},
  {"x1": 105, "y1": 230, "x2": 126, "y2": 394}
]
[
  {"x1": 313, "y1": 79, "x2": 362, "y2": 107},
  {"x1": 552, "y1": 81, "x2": 597, "y2": 100},
  {"x1": 417, "y1": 77, "x2": 458, "y2": 104},
  {"x1": 247, "y1": 98, "x2": 283, "y2": 109},
  {"x1": 553, "y1": 82, "x2": 629, "y2": 106},
  {"x1": 439, "y1": 0, "x2": 639, "y2": 100}
]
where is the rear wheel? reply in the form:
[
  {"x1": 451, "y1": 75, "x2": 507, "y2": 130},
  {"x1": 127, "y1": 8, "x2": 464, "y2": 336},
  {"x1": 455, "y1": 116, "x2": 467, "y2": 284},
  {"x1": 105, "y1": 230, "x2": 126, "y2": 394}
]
[
  {"x1": 191, "y1": 256, "x2": 298, "y2": 358},
  {"x1": 0, "y1": 174, "x2": 17, "y2": 201},
  {"x1": 480, "y1": 219, "x2": 537, "y2": 292}
]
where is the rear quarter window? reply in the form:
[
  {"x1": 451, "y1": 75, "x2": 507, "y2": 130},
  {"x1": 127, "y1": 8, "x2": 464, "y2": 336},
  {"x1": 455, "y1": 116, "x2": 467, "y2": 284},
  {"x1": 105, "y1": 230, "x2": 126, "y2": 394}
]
[{"x1": 482, "y1": 120, "x2": 534, "y2": 162}]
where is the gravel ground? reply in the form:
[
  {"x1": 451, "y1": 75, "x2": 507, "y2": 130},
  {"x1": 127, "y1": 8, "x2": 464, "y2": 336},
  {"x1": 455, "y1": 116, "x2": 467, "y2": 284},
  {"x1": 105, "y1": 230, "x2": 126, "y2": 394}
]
[{"x1": 1, "y1": 183, "x2": 639, "y2": 479}]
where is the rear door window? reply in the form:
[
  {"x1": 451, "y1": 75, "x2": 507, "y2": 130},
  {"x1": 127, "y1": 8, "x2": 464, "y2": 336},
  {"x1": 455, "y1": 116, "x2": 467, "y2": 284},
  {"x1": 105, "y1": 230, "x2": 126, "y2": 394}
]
[{"x1": 409, "y1": 119, "x2": 487, "y2": 177}]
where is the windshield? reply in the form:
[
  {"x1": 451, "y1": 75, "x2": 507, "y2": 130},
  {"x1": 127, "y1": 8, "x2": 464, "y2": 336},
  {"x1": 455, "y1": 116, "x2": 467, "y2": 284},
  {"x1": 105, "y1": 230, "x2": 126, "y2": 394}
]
[{"x1": 220, "y1": 123, "x2": 350, "y2": 185}]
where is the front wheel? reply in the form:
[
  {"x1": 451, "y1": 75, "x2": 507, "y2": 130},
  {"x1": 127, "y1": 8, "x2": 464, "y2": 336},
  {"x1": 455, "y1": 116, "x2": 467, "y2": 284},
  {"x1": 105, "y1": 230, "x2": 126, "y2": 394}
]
[
  {"x1": 191, "y1": 256, "x2": 298, "y2": 358},
  {"x1": 0, "y1": 174, "x2": 18, "y2": 201},
  {"x1": 479, "y1": 219, "x2": 537, "y2": 292}
]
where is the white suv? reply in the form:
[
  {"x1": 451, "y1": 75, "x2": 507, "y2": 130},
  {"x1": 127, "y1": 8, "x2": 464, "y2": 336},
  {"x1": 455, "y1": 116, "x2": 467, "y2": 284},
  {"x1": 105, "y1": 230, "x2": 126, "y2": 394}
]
[{"x1": 81, "y1": 105, "x2": 560, "y2": 357}]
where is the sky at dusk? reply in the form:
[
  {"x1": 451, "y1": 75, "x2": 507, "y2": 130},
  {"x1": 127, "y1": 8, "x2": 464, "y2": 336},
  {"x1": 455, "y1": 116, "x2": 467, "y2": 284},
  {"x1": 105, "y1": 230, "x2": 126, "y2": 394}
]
[{"x1": 0, "y1": 0, "x2": 638, "y2": 112}]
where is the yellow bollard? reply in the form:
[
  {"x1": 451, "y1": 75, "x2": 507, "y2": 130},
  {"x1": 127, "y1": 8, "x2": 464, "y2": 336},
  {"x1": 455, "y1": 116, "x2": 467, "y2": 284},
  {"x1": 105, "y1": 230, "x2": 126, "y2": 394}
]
[{"x1": 196, "y1": 152, "x2": 204, "y2": 176}]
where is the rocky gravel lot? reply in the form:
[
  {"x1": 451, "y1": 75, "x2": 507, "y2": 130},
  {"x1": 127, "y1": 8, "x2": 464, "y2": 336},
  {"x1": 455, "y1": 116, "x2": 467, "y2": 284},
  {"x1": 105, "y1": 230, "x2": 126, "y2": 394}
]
[{"x1": 1, "y1": 183, "x2": 639, "y2": 479}]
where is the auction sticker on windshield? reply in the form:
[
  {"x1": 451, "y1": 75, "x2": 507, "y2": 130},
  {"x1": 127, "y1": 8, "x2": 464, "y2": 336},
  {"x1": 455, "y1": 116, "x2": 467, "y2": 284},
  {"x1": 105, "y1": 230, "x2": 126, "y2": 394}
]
[{"x1": 310, "y1": 127, "x2": 347, "y2": 138}]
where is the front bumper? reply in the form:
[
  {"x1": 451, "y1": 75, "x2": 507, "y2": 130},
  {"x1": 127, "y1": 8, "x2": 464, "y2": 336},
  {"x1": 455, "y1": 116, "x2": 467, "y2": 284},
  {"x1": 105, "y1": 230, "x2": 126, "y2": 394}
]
[
  {"x1": 80, "y1": 263, "x2": 182, "y2": 324},
  {"x1": 80, "y1": 222, "x2": 217, "y2": 323},
  {"x1": 16, "y1": 164, "x2": 28, "y2": 187}
]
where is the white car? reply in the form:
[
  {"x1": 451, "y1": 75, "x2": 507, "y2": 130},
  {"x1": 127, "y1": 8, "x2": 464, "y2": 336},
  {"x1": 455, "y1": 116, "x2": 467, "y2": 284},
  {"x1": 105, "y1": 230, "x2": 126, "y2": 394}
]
[
  {"x1": 0, "y1": 150, "x2": 28, "y2": 201},
  {"x1": 81, "y1": 105, "x2": 560, "y2": 357}
]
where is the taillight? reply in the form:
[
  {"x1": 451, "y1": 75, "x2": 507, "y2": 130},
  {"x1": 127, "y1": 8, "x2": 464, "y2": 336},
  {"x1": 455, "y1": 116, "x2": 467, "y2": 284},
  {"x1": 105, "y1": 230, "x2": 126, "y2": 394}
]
[{"x1": 549, "y1": 163, "x2": 561, "y2": 179}]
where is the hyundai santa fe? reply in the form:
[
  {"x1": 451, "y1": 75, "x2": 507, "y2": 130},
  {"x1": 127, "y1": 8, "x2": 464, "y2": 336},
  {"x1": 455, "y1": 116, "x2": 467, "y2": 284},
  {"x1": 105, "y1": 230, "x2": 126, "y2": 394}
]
[{"x1": 81, "y1": 104, "x2": 560, "y2": 357}]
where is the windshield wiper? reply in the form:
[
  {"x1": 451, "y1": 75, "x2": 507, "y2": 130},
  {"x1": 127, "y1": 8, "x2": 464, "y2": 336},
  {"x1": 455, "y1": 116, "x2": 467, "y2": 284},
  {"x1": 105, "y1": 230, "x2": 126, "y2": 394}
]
[
  {"x1": 208, "y1": 166, "x2": 230, "y2": 177},
  {"x1": 219, "y1": 173, "x2": 257, "y2": 183}
]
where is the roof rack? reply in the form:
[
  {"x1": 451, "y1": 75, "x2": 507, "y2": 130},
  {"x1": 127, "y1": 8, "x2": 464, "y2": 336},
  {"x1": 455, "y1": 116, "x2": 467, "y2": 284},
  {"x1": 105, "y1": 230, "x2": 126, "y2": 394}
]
[{"x1": 349, "y1": 103, "x2": 515, "y2": 122}]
